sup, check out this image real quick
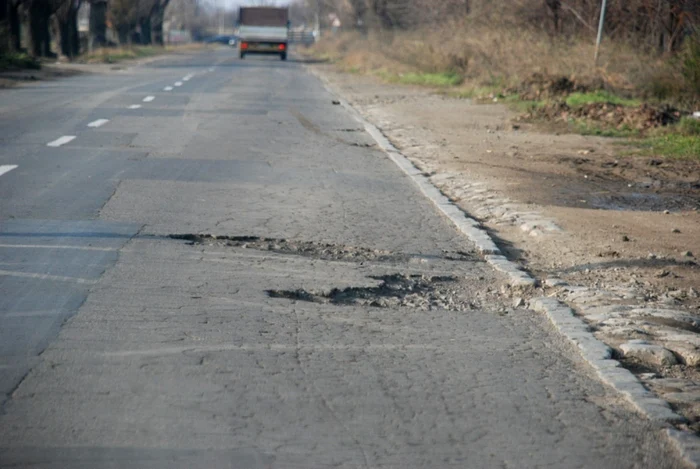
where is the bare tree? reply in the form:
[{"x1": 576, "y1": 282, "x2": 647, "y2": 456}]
[
  {"x1": 89, "y1": 0, "x2": 107, "y2": 49},
  {"x1": 56, "y1": 0, "x2": 81, "y2": 57},
  {"x1": 151, "y1": 0, "x2": 170, "y2": 45}
]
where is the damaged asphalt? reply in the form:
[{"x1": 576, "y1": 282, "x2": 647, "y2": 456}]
[{"x1": 0, "y1": 49, "x2": 690, "y2": 468}]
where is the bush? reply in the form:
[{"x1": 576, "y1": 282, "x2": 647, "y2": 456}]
[
  {"x1": 565, "y1": 91, "x2": 640, "y2": 107},
  {"x1": 678, "y1": 116, "x2": 700, "y2": 136},
  {"x1": 681, "y1": 37, "x2": 700, "y2": 96},
  {"x1": 0, "y1": 52, "x2": 41, "y2": 70}
]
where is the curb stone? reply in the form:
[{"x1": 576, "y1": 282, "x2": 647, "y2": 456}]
[{"x1": 311, "y1": 72, "x2": 700, "y2": 467}]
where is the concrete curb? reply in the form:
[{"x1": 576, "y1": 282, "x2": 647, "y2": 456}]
[
  {"x1": 316, "y1": 78, "x2": 700, "y2": 467},
  {"x1": 336, "y1": 94, "x2": 536, "y2": 288}
]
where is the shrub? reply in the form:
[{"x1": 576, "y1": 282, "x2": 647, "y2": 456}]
[
  {"x1": 0, "y1": 52, "x2": 41, "y2": 70},
  {"x1": 678, "y1": 116, "x2": 700, "y2": 136},
  {"x1": 681, "y1": 36, "x2": 700, "y2": 96}
]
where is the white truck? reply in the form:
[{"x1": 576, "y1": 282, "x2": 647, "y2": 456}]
[{"x1": 238, "y1": 7, "x2": 290, "y2": 61}]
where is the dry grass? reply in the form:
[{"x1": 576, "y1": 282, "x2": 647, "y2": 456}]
[
  {"x1": 79, "y1": 43, "x2": 207, "y2": 64},
  {"x1": 310, "y1": 21, "x2": 698, "y2": 108}
]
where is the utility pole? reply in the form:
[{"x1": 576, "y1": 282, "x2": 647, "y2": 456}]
[{"x1": 594, "y1": 0, "x2": 607, "y2": 66}]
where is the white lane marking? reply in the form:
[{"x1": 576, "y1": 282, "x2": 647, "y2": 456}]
[
  {"x1": 128, "y1": 104, "x2": 142, "y2": 109},
  {"x1": 47, "y1": 136, "x2": 76, "y2": 147},
  {"x1": 143, "y1": 96, "x2": 155, "y2": 102},
  {"x1": 183, "y1": 74, "x2": 193, "y2": 81},
  {"x1": 174, "y1": 81, "x2": 183, "y2": 87},
  {"x1": 0, "y1": 244, "x2": 116, "y2": 252},
  {"x1": 0, "y1": 269, "x2": 96, "y2": 285},
  {"x1": 0, "y1": 165, "x2": 18, "y2": 177},
  {"x1": 3, "y1": 310, "x2": 63, "y2": 318},
  {"x1": 164, "y1": 86, "x2": 173, "y2": 91},
  {"x1": 87, "y1": 119, "x2": 109, "y2": 128},
  {"x1": 208, "y1": 67, "x2": 215, "y2": 72}
]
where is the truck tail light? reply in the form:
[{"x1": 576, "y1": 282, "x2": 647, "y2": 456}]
[
  {"x1": 279, "y1": 44, "x2": 286, "y2": 51},
  {"x1": 241, "y1": 42, "x2": 249, "y2": 49}
]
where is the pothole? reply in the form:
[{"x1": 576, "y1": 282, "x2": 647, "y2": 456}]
[
  {"x1": 169, "y1": 234, "x2": 480, "y2": 264},
  {"x1": 267, "y1": 274, "x2": 479, "y2": 311}
]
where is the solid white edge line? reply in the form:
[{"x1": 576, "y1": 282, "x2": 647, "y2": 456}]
[
  {"x1": 87, "y1": 119, "x2": 109, "y2": 128},
  {"x1": 128, "y1": 104, "x2": 142, "y2": 109},
  {"x1": 143, "y1": 96, "x2": 155, "y2": 102},
  {"x1": 46, "y1": 136, "x2": 76, "y2": 147},
  {"x1": 0, "y1": 243, "x2": 115, "y2": 252},
  {"x1": 0, "y1": 165, "x2": 18, "y2": 177}
]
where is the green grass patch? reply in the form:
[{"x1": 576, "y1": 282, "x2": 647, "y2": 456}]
[
  {"x1": 378, "y1": 71, "x2": 463, "y2": 87},
  {"x1": 397, "y1": 72, "x2": 463, "y2": 87},
  {"x1": 444, "y1": 85, "x2": 504, "y2": 99},
  {"x1": 678, "y1": 116, "x2": 700, "y2": 136},
  {"x1": 565, "y1": 90, "x2": 640, "y2": 108},
  {"x1": 0, "y1": 52, "x2": 41, "y2": 71},
  {"x1": 572, "y1": 119, "x2": 639, "y2": 138},
  {"x1": 502, "y1": 96, "x2": 546, "y2": 112},
  {"x1": 628, "y1": 133, "x2": 700, "y2": 159}
]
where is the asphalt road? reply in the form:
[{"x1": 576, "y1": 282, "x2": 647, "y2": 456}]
[{"x1": 0, "y1": 48, "x2": 687, "y2": 468}]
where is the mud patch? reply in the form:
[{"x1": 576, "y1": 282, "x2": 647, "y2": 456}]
[
  {"x1": 169, "y1": 234, "x2": 480, "y2": 263},
  {"x1": 587, "y1": 191, "x2": 699, "y2": 212},
  {"x1": 267, "y1": 274, "x2": 477, "y2": 311}
]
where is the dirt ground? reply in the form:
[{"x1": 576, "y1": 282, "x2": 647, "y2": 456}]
[{"x1": 309, "y1": 64, "x2": 700, "y2": 430}]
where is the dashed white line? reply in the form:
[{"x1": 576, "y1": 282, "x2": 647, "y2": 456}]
[
  {"x1": 208, "y1": 67, "x2": 215, "y2": 72},
  {"x1": 128, "y1": 104, "x2": 142, "y2": 109},
  {"x1": 164, "y1": 86, "x2": 173, "y2": 91},
  {"x1": 174, "y1": 81, "x2": 183, "y2": 87},
  {"x1": 47, "y1": 136, "x2": 76, "y2": 147},
  {"x1": 183, "y1": 74, "x2": 193, "y2": 81},
  {"x1": 87, "y1": 119, "x2": 109, "y2": 128},
  {"x1": 143, "y1": 96, "x2": 155, "y2": 102},
  {"x1": 0, "y1": 165, "x2": 18, "y2": 177}
]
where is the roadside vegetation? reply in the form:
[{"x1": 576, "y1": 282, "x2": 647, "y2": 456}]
[
  {"x1": 297, "y1": 0, "x2": 700, "y2": 160},
  {"x1": 0, "y1": 51, "x2": 40, "y2": 70},
  {"x1": 0, "y1": 0, "x2": 222, "y2": 66},
  {"x1": 79, "y1": 45, "x2": 160, "y2": 64}
]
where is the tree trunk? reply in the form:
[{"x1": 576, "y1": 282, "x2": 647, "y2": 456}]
[
  {"x1": 545, "y1": 0, "x2": 561, "y2": 35},
  {"x1": 117, "y1": 24, "x2": 129, "y2": 45},
  {"x1": 59, "y1": 6, "x2": 79, "y2": 58},
  {"x1": 139, "y1": 15, "x2": 151, "y2": 45},
  {"x1": 151, "y1": 2, "x2": 165, "y2": 46},
  {"x1": 0, "y1": 0, "x2": 6, "y2": 53},
  {"x1": 89, "y1": 0, "x2": 106, "y2": 50},
  {"x1": 29, "y1": 0, "x2": 52, "y2": 57},
  {"x1": 9, "y1": 0, "x2": 20, "y2": 51}
]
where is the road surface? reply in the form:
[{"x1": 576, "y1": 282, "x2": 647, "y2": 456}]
[{"x1": 0, "y1": 49, "x2": 685, "y2": 468}]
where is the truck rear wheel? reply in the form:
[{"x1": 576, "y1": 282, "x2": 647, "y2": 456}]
[
  {"x1": 280, "y1": 52, "x2": 287, "y2": 61},
  {"x1": 240, "y1": 52, "x2": 246, "y2": 59}
]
